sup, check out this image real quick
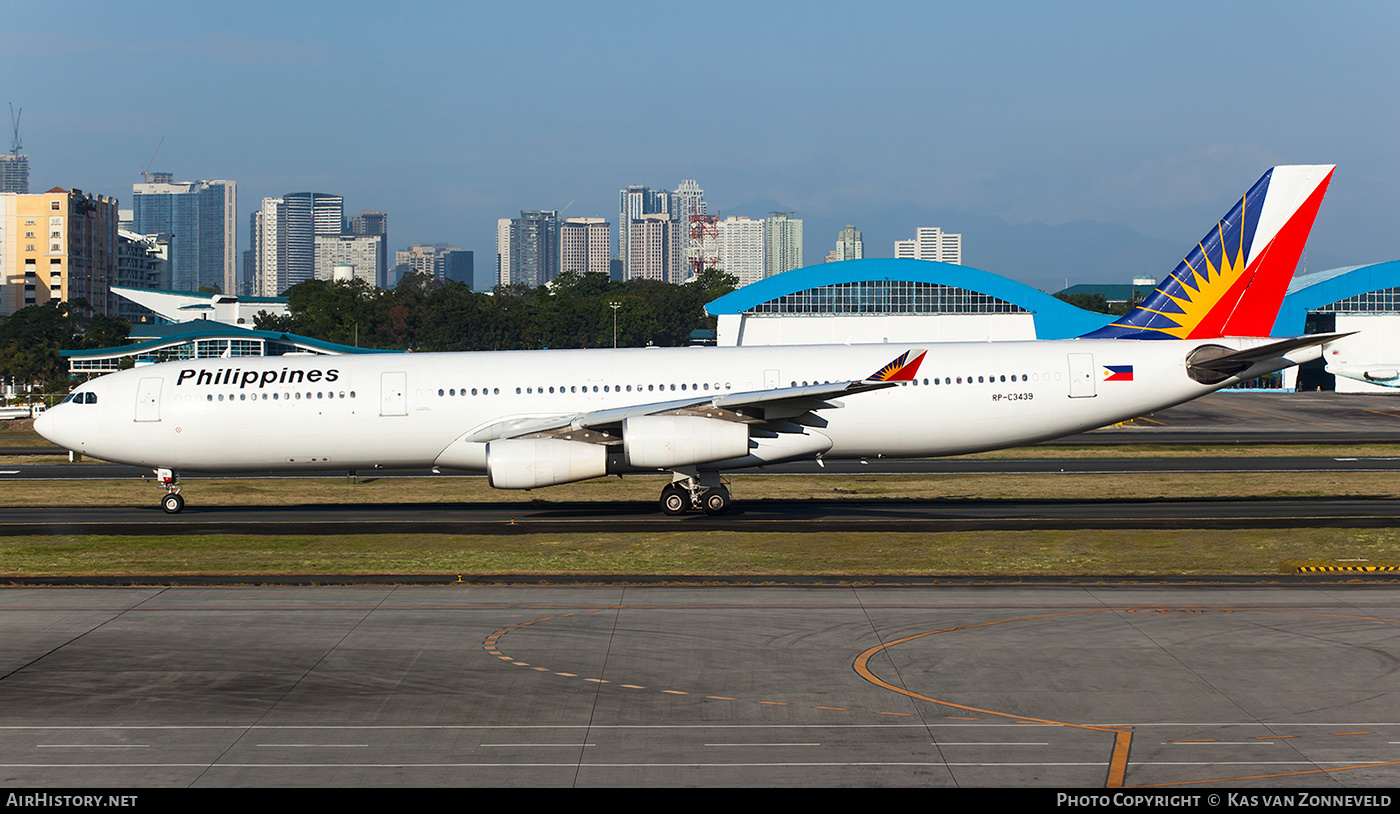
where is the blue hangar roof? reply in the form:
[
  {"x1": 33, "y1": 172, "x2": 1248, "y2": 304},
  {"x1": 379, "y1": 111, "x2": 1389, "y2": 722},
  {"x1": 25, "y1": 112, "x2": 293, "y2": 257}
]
[
  {"x1": 704, "y1": 258, "x2": 1116, "y2": 340},
  {"x1": 1274, "y1": 260, "x2": 1400, "y2": 335}
]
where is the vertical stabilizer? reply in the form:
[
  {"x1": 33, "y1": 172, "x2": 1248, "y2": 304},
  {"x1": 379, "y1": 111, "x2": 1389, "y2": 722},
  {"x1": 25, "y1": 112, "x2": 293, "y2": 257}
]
[{"x1": 1083, "y1": 165, "x2": 1333, "y2": 340}]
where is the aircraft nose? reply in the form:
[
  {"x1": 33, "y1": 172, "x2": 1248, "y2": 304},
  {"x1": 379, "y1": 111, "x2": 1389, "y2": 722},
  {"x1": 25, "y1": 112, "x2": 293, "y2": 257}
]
[
  {"x1": 33, "y1": 405, "x2": 72, "y2": 451},
  {"x1": 33, "y1": 408, "x2": 55, "y2": 440}
]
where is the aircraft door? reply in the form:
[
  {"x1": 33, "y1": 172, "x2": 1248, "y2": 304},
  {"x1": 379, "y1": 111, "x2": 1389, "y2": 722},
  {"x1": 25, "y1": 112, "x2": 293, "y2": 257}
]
[
  {"x1": 381, "y1": 371, "x2": 408, "y2": 416},
  {"x1": 1067, "y1": 353, "x2": 1096, "y2": 398},
  {"x1": 134, "y1": 377, "x2": 163, "y2": 422},
  {"x1": 764, "y1": 369, "x2": 781, "y2": 389}
]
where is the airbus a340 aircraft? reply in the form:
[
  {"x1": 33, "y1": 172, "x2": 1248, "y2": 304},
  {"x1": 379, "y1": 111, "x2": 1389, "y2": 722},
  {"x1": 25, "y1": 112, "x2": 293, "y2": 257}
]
[{"x1": 37, "y1": 165, "x2": 1337, "y2": 516}]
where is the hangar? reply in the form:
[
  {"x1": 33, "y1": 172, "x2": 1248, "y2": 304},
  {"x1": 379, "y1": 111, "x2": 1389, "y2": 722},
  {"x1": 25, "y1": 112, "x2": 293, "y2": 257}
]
[
  {"x1": 706, "y1": 258, "x2": 1400, "y2": 393},
  {"x1": 1275, "y1": 260, "x2": 1400, "y2": 393},
  {"x1": 706, "y1": 258, "x2": 1110, "y2": 346}
]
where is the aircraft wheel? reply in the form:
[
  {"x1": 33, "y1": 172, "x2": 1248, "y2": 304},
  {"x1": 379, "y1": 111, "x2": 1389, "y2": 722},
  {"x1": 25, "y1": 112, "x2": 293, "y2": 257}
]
[
  {"x1": 702, "y1": 487, "x2": 731, "y2": 516},
  {"x1": 161, "y1": 493, "x2": 185, "y2": 514},
  {"x1": 659, "y1": 483, "x2": 690, "y2": 516}
]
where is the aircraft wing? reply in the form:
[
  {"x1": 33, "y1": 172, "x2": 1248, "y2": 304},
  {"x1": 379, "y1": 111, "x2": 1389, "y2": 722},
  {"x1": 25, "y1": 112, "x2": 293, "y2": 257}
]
[{"x1": 464, "y1": 350, "x2": 925, "y2": 445}]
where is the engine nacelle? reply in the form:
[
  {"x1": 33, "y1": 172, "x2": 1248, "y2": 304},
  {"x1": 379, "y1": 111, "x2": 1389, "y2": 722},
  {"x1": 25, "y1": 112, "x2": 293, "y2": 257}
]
[
  {"x1": 623, "y1": 415, "x2": 749, "y2": 469},
  {"x1": 486, "y1": 438, "x2": 608, "y2": 489}
]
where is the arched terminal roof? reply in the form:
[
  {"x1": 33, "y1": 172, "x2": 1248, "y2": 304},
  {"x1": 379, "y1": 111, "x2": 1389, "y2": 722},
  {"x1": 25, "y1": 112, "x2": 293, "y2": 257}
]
[
  {"x1": 704, "y1": 258, "x2": 1115, "y2": 339},
  {"x1": 1275, "y1": 261, "x2": 1400, "y2": 335}
]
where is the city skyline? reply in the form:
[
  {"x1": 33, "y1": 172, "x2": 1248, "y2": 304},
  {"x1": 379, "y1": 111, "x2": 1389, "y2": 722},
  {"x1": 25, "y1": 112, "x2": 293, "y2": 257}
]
[{"x1": 4, "y1": 2, "x2": 1397, "y2": 293}]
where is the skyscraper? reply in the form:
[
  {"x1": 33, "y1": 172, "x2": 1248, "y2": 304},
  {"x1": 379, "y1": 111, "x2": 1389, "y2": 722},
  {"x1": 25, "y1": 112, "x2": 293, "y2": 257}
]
[
  {"x1": 765, "y1": 211, "x2": 803, "y2": 277},
  {"x1": 828, "y1": 224, "x2": 863, "y2": 262},
  {"x1": 671, "y1": 180, "x2": 706, "y2": 276},
  {"x1": 559, "y1": 217, "x2": 611, "y2": 276},
  {"x1": 392, "y1": 244, "x2": 472, "y2": 286},
  {"x1": 346, "y1": 210, "x2": 388, "y2": 287},
  {"x1": 0, "y1": 155, "x2": 28, "y2": 194},
  {"x1": 895, "y1": 226, "x2": 962, "y2": 264},
  {"x1": 131, "y1": 177, "x2": 237, "y2": 293},
  {"x1": 508, "y1": 210, "x2": 559, "y2": 288},
  {"x1": 437, "y1": 249, "x2": 473, "y2": 285},
  {"x1": 250, "y1": 192, "x2": 343, "y2": 296},
  {"x1": 496, "y1": 219, "x2": 512, "y2": 286},
  {"x1": 715, "y1": 216, "x2": 766, "y2": 287},
  {"x1": 618, "y1": 185, "x2": 669, "y2": 280},
  {"x1": 626, "y1": 213, "x2": 683, "y2": 283},
  {"x1": 315, "y1": 234, "x2": 383, "y2": 286}
]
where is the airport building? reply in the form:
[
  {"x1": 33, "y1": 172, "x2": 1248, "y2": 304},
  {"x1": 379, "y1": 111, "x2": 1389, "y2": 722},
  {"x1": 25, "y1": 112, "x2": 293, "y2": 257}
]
[
  {"x1": 62, "y1": 321, "x2": 398, "y2": 376},
  {"x1": 110, "y1": 286, "x2": 289, "y2": 327},
  {"x1": 706, "y1": 257, "x2": 1400, "y2": 393},
  {"x1": 1275, "y1": 260, "x2": 1400, "y2": 392},
  {"x1": 706, "y1": 258, "x2": 1105, "y2": 347}
]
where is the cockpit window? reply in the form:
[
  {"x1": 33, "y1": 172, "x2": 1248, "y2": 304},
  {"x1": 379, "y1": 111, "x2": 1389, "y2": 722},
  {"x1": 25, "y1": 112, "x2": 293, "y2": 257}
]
[{"x1": 85, "y1": 392, "x2": 97, "y2": 404}]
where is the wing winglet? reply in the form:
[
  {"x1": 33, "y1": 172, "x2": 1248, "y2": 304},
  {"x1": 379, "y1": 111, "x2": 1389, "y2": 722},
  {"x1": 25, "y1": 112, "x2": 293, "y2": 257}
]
[{"x1": 866, "y1": 350, "x2": 927, "y2": 382}]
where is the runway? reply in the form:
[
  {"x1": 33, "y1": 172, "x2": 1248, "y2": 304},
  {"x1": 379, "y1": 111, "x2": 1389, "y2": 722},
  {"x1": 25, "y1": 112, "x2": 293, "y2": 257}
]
[
  {"x1": 3, "y1": 494, "x2": 1400, "y2": 536},
  {"x1": 1, "y1": 584, "x2": 1398, "y2": 788}
]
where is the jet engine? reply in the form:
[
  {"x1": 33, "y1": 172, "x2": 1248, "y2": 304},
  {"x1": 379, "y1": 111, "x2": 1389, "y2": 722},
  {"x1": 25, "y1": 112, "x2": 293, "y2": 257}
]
[
  {"x1": 486, "y1": 438, "x2": 608, "y2": 489},
  {"x1": 623, "y1": 415, "x2": 749, "y2": 469}
]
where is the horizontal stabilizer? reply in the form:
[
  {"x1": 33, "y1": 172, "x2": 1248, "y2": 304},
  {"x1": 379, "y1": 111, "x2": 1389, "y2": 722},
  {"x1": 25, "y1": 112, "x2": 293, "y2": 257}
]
[{"x1": 1187, "y1": 333, "x2": 1350, "y2": 384}]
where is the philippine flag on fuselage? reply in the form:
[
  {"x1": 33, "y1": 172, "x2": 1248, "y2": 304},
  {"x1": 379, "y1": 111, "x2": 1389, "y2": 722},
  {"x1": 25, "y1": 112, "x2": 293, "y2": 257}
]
[{"x1": 1103, "y1": 365, "x2": 1134, "y2": 382}]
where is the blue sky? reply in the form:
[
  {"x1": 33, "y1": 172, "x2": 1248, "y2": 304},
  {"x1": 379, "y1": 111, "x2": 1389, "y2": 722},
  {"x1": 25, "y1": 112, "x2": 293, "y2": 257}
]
[{"x1": 5, "y1": 1, "x2": 1397, "y2": 290}]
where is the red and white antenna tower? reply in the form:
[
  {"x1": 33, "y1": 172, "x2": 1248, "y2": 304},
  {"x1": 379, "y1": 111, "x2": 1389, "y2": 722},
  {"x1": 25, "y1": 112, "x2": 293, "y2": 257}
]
[{"x1": 689, "y1": 213, "x2": 719, "y2": 278}]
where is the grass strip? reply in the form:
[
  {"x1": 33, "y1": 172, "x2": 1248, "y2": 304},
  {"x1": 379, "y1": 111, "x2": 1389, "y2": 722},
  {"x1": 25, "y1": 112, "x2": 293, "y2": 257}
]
[{"x1": 4, "y1": 528, "x2": 1400, "y2": 578}]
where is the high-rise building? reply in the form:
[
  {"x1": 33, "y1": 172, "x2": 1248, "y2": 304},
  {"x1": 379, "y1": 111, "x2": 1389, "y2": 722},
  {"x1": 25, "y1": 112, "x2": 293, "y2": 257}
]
[
  {"x1": 671, "y1": 180, "x2": 706, "y2": 276},
  {"x1": 559, "y1": 217, "x2": 611, "y2": 276},
  {"x1": 393, "y1": 244, "x2": 471, "y2": 286},
  {"x1": 131, "y1": 177, "x2": 237, "y2": 293},
  {"x1": 437, "y1": 249, "x2": 473, "y2": 285},
  {"x1": 626, "y1": 213, "x2": 683, "y2": 283},
  {"x1": 394, "y1": 244, "x2": 440, "y2": 283},
  {"x1": 115, "y1": 230, "x2": 170, "y2": 322},
  {"x1": 315, "y1": 234, "x2": 383, "y2": 286},
  {"x1": 250, "y1": 192, "x2": 343, "y2": 296},
  {"x1": 507, "y1": 210, "x2": 559, "y2": 288},
  {"x1": 765, "y1": 211, "x2": 803, "y2": 277},
  {"x1": 828, "y1": 224, "x2": 863, "y2": 263},
  {"x1": 895, "y1": 226, "x2": 962, "y2": 264},
  {"x1": 618, "y1": 185, "x2": 669, "y2": 280},
  {"x1": 0, "y1": 187, "x2": 118, "y2": 316},
  {"x1": 495, "y1": 219, "x2": 512, "y2": 287},
  {"x1": 0, "y1": 155, "x2": 28, "y2": 194},
  {"x1": 715, "y1": 216, "x2": 766, "y2": 287},
  {"x1": 346, "y1": 210, "x2": 388, "y2": 287}
]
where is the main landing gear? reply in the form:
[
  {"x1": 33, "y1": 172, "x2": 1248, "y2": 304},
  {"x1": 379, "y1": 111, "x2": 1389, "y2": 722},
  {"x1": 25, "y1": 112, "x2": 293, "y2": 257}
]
[
  {"x1": 156, "y1": 468, "x2": 184, "y2": 514},
  {"x1": 658, "y1": 474, "x2": 731, "y2": 516}
]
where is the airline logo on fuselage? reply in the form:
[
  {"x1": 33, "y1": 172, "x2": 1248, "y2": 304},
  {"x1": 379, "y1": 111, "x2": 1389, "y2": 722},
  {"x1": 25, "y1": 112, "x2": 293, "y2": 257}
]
[{"x1": 175, "y1": 367, "x2": 341, "y2": 389}]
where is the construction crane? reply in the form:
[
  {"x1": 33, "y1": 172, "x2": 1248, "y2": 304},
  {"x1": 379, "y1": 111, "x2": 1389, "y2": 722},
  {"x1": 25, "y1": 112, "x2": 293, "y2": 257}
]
[
  {"x1": 7, "y1": 103, "x2": 19, "y2": 156},
  {"x1": 139, "y1": 137, "x2": 164, "y2": 182}
]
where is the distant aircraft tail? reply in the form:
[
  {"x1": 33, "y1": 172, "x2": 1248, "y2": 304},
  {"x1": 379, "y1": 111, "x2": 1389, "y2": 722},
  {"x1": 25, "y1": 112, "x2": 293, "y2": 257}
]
[{"x1": 1082, "y1": 165, "x2": 1334, "y2": 340}]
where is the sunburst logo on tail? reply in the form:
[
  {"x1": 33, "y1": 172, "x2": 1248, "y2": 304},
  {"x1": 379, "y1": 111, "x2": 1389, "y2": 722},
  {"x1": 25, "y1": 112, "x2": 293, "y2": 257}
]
[
  {"x1": 867, "y1": 350, "x2": 927, "y2": 382},
  {"x1": 1151, "y1": 220, "x2": 1251, "y2": 338}
]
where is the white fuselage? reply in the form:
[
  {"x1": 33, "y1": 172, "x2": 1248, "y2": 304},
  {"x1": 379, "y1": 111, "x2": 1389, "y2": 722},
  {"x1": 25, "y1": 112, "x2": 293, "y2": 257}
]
[{"x1": 36, "y1": 338, "x2": 1294, "y2": 476}]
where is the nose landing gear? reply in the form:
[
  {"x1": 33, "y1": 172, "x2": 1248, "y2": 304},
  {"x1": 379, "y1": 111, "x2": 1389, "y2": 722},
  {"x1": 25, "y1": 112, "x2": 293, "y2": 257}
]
[{"x1": 156, "y1": 468, "x2": 184, "y2": 514}]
